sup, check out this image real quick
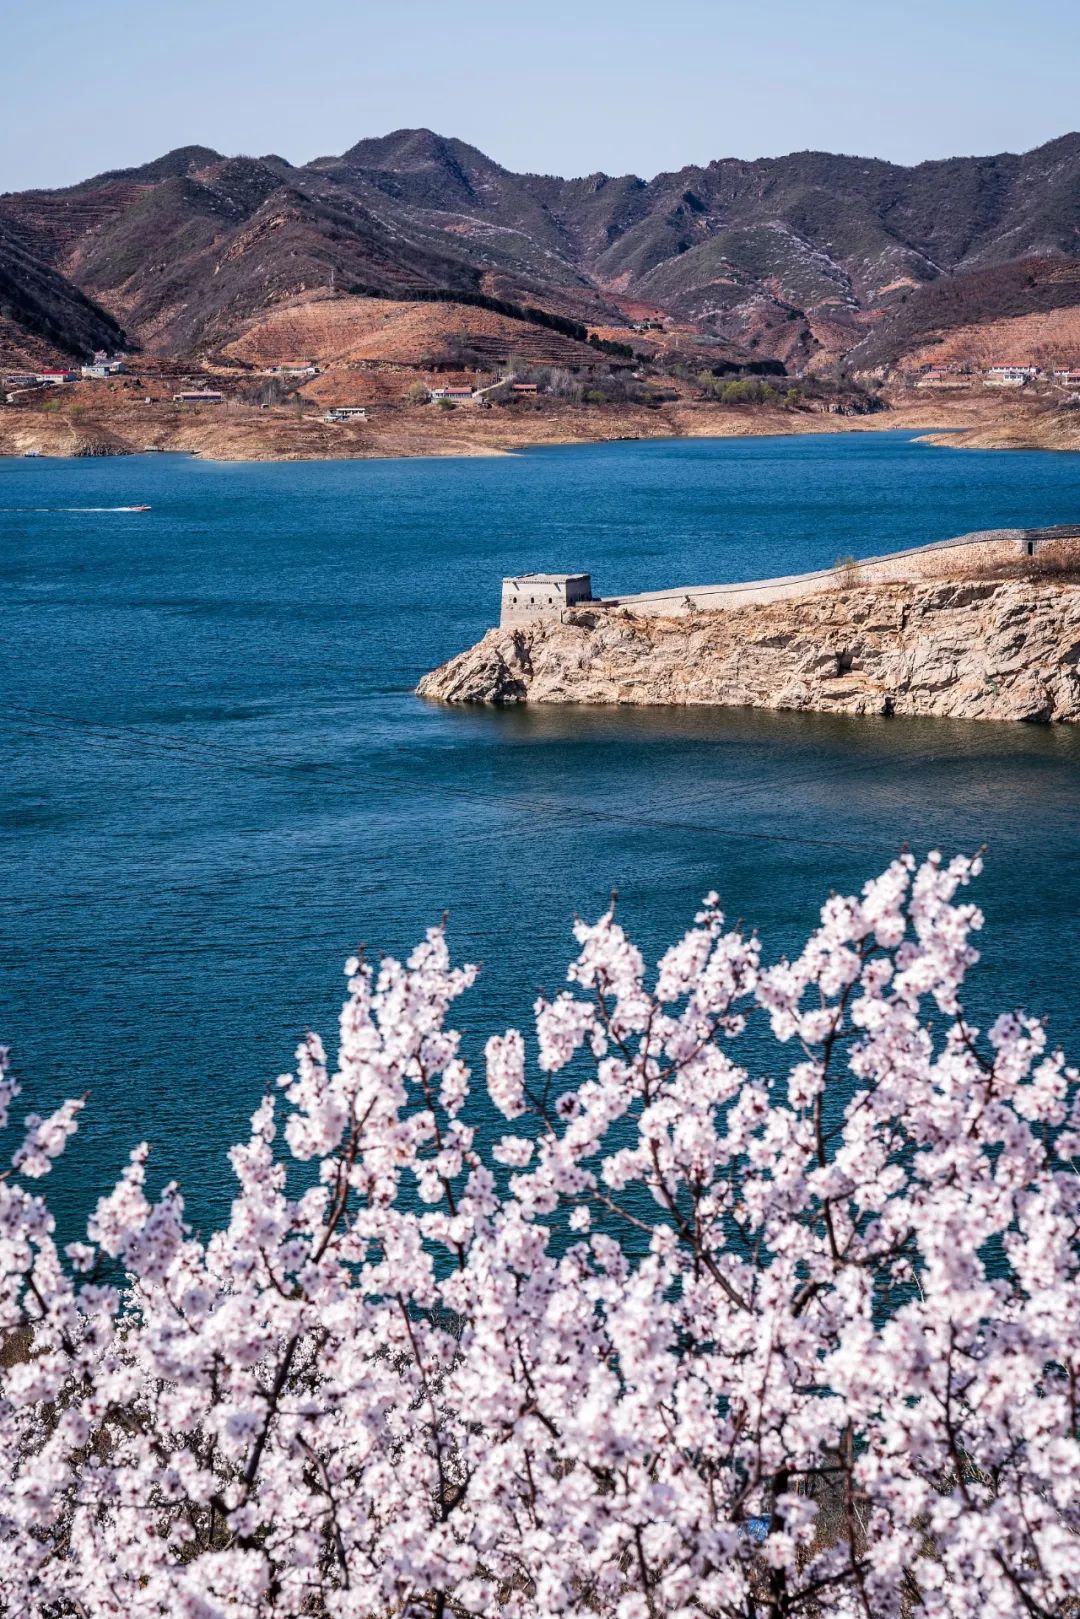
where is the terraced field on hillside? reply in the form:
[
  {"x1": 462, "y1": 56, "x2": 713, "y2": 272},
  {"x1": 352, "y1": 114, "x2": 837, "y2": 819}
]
[{"x1": 221, "y1": 295, "x2": 602, "y2": 370}]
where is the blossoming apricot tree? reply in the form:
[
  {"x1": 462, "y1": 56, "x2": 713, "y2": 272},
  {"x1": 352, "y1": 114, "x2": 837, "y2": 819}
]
[{"x1": 1, "y1": 851, "x2": 1078, "y2": 1618}]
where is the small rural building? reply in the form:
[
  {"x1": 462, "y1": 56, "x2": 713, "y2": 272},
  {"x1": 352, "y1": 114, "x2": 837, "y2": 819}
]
[
  {"x1": 81, "y1": 360, "x2": 127, "y2": 378},
  {"x1": 500, "y1": 572, "x2": 593, "y2": 627},
  {"x1": 1053, "y1": 368, "x2": 1080, "y2": 386},
  {"x1": 173, "y1": 390, "x2": 224, "y2": 404},
  {"x1": 3, "y1": 373, "x2": 38, "y2": 388},
  {"x1": 35, "y1": 369, "x2": 77, "y2": 384},
  {"x1": 916, "y1": 365, "x2": 971, "y2": 390},
  {"x1": 323, "y1": 406, "x2": 367, "y2": 422},
  {"x1": 266, "y1": 363, "x2": 319, "y2": 376},
  {"x1": 985, "y1": 365, "x2": 1039, "y2": 386},
  {"x1": 428, "y1": 385, "x2": 475, "y2": 403},
  {"x1": 511, "y1": 381, "x2": 539, "y2": 396}
]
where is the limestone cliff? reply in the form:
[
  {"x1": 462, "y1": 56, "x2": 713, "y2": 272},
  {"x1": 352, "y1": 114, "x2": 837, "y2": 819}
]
[{"x1": 416, "y1": 578, "x2": 1080, "y2": 723}]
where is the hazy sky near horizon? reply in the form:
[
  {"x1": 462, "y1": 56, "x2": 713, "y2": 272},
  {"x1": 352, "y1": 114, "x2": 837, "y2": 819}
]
[{"x1": 4, "y1": 0, "x2": 1080, "y2": 190}]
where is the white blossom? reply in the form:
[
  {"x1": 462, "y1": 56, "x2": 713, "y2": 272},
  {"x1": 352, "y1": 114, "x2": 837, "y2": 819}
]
[{"x1": 0, "y1": 855, "x2": 1076, "y2": 1617}]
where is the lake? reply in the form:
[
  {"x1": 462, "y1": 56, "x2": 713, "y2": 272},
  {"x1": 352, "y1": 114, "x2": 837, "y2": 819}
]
[{"x1": 3, "y1": 430, "x2": 1080, "y2": 1235}]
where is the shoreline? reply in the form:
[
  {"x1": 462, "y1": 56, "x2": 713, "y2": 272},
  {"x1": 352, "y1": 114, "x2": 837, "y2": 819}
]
[{"x1": 3, "y1": 391, "x2": 1079, "y2": 464}]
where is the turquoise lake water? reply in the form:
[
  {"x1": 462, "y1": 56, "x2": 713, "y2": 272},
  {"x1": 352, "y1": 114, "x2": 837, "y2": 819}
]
[{"x1": 2, "y1": 430, "x2": 1080, "y2": 1234}]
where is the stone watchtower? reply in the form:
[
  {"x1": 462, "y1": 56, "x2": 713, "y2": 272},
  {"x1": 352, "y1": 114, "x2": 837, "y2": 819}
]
[{"x1": 500, "y1": 572, "x2": 593, "y2": 628}]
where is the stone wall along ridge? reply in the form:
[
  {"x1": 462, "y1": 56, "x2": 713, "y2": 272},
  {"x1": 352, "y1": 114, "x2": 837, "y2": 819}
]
[{"x1": 595, "y1": 524, "x2": 1080, "y2": 619}]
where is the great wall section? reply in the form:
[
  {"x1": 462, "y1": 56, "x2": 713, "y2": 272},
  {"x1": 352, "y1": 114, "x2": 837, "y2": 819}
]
[
  {"x1": 420, "y1": 525, "x2": 1080, "y2": 723},
  {"x1": 497, "y1": 526, "x2": 1080, "y2": 628}
]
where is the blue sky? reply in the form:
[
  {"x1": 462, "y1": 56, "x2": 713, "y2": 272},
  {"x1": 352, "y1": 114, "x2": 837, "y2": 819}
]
[{"x1": 4, "y1": 0, "x2": 1080, "y2": 189}]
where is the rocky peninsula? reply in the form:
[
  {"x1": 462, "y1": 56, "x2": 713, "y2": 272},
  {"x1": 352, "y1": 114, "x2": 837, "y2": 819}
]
[{"x1": 417, "y1": 574, "x2": 1080, "y2": 724}]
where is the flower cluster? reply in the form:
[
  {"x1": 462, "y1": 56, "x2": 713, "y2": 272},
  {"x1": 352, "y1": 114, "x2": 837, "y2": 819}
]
[{"x1": 0, "y1": 855, "x2": 1078, "y2": 1617}]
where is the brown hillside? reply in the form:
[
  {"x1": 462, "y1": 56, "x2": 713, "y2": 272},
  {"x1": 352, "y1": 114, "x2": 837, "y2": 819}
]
[
  {"x1": 0, "y1": 181, "x2": 149, "y2": 268},
  {"x1": 0, "y1": 313, "x2": 67, "y2": 369},
  {"x1": 221, "y1": 296, "x2": 602, "y2": 369},
  {"x1": 904, "y1": 305, "x2": 1080, "y2": 371},
  {"x1": 850, "y1": 257, "x2": 1080, "y2": 373}
]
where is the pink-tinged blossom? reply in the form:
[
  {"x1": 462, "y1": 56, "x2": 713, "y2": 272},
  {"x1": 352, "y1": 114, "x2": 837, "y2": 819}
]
[
  {"x1": 492, "y1": 1134, "x2": 534, "y2": 1167},
  {"x1": 0, "y1": 861, "x2": 1076, "y2": 1617},
  {"x1": 12, "y1": 1097, "x2": 84, "y2": 1178},
  {"x1": 485, "y1": 1028, "x2": 527, "y2": 1118}
]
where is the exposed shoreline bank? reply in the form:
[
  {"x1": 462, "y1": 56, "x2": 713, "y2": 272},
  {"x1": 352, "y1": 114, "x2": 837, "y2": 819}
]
[{"x1": 3, "y1": 390, "x2": 1079, "y2": 463}]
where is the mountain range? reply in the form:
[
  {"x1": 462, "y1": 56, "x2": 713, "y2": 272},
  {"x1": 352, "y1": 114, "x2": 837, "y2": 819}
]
[{"x1": 5, "y1": 129, "x2": 1080, "y2": 374}]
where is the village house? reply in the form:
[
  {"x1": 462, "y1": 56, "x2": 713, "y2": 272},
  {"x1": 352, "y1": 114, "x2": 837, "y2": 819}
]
[
  {"x1": 511, "y1": 381, "x2": 539, "y2": 396},
  {"x1": 985, "y1": 364, "x2": 1039, "y2": 385},
  {"x1": 1053, "y1": 367, "x2": 1080, "y2": 386},
  {"x1": 81, "y1": 359, "x2": 127, "y2": 378},
  {"x1": 3, "y1": 373, "x2": 39, "y2": 388},
  {"x1": 916, "y1": 364, "x2": 971, "y2": 389},
  {"x1": 172, "y1": 390, "x2": 224, "y2": 404},
  {"x1": 323, "y1": 406, "x2": 367, "y2": 422},
  {"x1": 265, "y1": 363, "x2": 319, "y2": 376},
  {"x1": 428, "y1": 385, "x2": 475, "y2": 403},
  {"x1": 35, "y1": 369, "x2": 77, "y2": 384}
]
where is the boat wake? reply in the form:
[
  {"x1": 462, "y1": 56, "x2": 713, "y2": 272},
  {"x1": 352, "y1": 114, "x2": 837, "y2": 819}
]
[{"x1": 2, "y1": 505, "x2": 152, "y2": 513}]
